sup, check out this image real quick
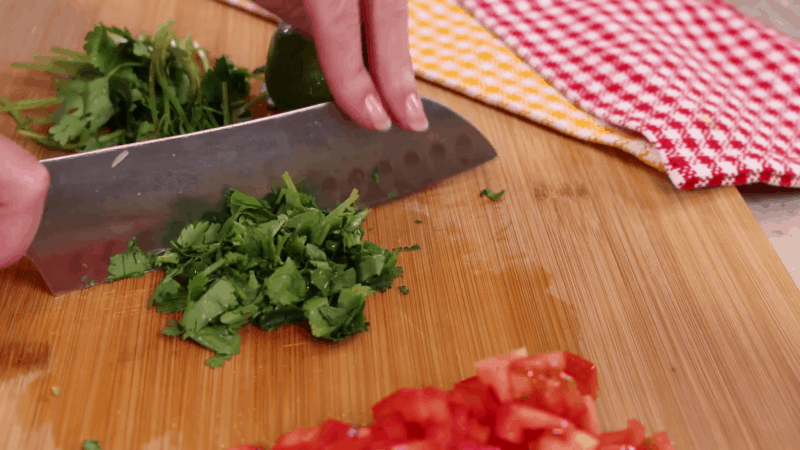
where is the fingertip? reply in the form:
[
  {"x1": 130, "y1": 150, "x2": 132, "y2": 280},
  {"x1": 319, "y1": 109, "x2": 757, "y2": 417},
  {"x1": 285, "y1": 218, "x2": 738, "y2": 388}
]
[
  {"x1": 365, "y1": 93, "x2": 393, "y2": 131},
  {"x1": 403, "y1": 92, "x2": 429, "y2": 132}
]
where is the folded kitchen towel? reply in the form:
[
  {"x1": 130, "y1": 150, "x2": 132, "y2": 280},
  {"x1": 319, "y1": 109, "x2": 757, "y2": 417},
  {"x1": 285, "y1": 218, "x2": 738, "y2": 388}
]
[
  {"x1": 459, "y1": 0, "x2": 800, "y2": 189},
  {"x1": 216, "y1": 0, "x2": 664, "y2": 172}
]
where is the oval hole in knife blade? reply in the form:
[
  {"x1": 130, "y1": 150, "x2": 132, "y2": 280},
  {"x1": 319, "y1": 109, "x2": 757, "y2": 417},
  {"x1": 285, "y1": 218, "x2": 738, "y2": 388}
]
[
  {"x1": 360, "y1": 176, "x2": 386, "y2": 206},
  {"x1": 404, "y1": 151, "x2": 421, "y2": 167},
  {"x1": 378, "y1": 159, "x2": 392, "y2": 176},
  {"x1": 347, "y1": 167, "x2": 365, "y2": 188},
  {"x1": 431, "y1": 143, "x2": 447, "y2": 162},
  {"x1": 321, "y1": 176, "x2": 338, "y2": 195},
  {"x1": 393, "y1": 176, "x2": 415, "y2": 199}
]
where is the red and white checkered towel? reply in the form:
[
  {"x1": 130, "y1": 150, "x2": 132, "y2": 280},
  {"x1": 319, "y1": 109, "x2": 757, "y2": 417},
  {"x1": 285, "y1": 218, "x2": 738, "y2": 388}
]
[{"x1": 460, "y1": 0, "x2": 800, "y2": 189}]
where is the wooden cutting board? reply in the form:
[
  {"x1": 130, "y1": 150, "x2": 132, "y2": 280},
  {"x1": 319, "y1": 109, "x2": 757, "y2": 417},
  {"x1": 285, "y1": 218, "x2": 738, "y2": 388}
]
[{"x1": 2, "y1": 0, "x2": 800, "y2": 449}]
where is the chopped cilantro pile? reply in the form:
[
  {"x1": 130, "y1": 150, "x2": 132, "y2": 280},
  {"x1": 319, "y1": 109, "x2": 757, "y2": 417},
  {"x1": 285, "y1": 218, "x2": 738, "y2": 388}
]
[
  {"x1": 0, "y1": 20, "x2": 265, "y2": 152},
  {"x1": 480, "y1": 188, "x2": 506, "y2": 201},
  {"x1": 108, "y1": 173, "x2": 405, "y2": 368}
]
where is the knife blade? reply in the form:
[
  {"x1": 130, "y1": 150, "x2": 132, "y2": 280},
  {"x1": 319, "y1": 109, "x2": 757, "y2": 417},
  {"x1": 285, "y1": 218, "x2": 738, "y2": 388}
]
[{"x1": 27, "y1": 97, "x2": 498, "y2": 295}]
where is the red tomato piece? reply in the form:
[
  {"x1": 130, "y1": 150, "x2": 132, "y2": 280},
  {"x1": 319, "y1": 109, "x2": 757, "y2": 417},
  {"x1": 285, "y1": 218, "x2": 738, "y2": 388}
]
[
  {"x1": 641, "y1": 432, "x2": 675, "y2": 450},
  {"x1": 534, "y1": 429, "x2": 599, "y2": 450},
  {"x1": 373, "y1": 388, "x2": 451, "y2": 424},
  {"x1": 371, "y1": 387, "x2": 453, "y2": 442},
  {"x1": 506, "y1": 353, "x2": 566, "y2": 402},
  {"x1": 494, "y1": 403, "x2": 572, "y2": 444},
  {"x1": 272, "y1": 425, "x2": 321, "y2": 449},
  {"x1": 227, "y1": 446, "x2": 263, "y2": 450},
  {"x1": 317, "y1": 419, "x2": 356, "y2": 442},
  {"x1": 564, "y1": 353, "x2": 599, "y2": 399},
  {"x1": 598, "y1": 420, "x2": 646, "y2": 447},
  {"x1": 576, "y1": 395, "x2": 600, "y2": 437},
  {"x1": 509, "y1": 353, "x2": 567, "y2": 375},
  {"x1": 386, "y1": 439, "x2": 439, "y2": 450},
  {"x1": 457, "y1": 445, "x2": 503, "y2": 450},
  {"x1": 450, "y1": 376, "x2": 501, "y2": 424},
  {"x1": 476, "y1": 351, "x2": 528, "y2": 403}
]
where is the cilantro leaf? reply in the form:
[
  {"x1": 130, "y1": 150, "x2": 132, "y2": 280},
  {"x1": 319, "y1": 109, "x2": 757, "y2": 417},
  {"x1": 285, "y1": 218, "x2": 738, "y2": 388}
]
[
  {"x1": 399, "y1": 285, "x2": 409, "y2": 295},
  {"x1": 182, "y1": 278, "x2": 238, "y2": 331},
  {"x1": 264, "y1": 257, "x2": 308, "y2": 306},
  {"x1": 106, "y1": 238, "x2": 155, "y2": 282},
  {"x1": 480, "y1": 188, "x2": 506, "y2": 201},
  {"x1": 257, "y1": 306, "x2": 305, "y2": 331}
]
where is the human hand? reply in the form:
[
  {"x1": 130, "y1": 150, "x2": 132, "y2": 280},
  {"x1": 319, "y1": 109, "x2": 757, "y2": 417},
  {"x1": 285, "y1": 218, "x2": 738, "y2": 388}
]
[
  {"x1": 0, "y1": 136, "x2": 50, "y2": 269},
  {"x1": 253, "y1": 0, "x2": 429, "y2": 132}
]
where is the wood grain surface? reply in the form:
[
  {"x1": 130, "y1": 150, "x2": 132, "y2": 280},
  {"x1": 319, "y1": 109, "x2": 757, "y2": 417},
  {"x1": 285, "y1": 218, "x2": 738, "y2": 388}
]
[{"x1": 2, "y1": 0, "x2": 800, "y2": 449}]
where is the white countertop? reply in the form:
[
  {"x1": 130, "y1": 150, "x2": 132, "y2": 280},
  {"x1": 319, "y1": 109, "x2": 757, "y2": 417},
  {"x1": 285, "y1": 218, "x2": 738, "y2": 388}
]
[{"x1": 739, "y1": 186, "x2": 800, "y2": 288}]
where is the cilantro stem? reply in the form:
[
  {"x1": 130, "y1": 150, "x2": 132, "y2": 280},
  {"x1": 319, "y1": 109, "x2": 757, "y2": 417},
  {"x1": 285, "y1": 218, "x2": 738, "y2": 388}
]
[
  {"x1": 15, "y1": 129, "x2": 82, "y2": 149},
  {"x1": 237, "y1": 91, "x2": 269, "y2": 117},
  {"x1": 325, "y1": 189, "x2": 359, "y2": 224},
  {"x1": 222, "y1": 81, "x2": 230, "y2": 126},
  {"x1": 148, "y1": 62, "x2": 160, "y2": 130},
  {"x1": 281, "y1": 172, "x2": 298, "y2": 193},
  {"x1": 10, "y1": 62, "x2": 69, "y2": 75},
  {"x1": 49, "y1": 46, "x2": 90, "y2": 61},
  {"x1": 0, "y1": 97, "x2": 24, "y2": 123},
  {"x1": 104, "y1": 61, "x2": 141, "y2": 79},
  {"x1": 0, "y1": 97, "x2": 61, "y2": 112},
  {"x1": 200, "y1": 258, "x2": 228, "y2": 278}
]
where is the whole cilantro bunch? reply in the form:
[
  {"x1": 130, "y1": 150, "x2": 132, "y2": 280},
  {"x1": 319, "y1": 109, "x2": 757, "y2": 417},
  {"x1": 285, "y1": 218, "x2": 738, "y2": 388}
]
[
  {"x1": 0, "y1": 20, "x2": 265, "y2": 152},
  {"x1": 107, "y1": 173, "x2": 404, "y2": 368}
]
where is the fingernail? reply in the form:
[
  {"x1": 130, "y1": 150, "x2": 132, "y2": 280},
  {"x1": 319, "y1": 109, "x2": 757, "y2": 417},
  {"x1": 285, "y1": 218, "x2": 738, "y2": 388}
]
[
  {"x1": 365, "y1": 94, "x2": 392, "y2": 131},
  {"x1": 405, "y1": 93, "x2": 429, "y2": 132}
]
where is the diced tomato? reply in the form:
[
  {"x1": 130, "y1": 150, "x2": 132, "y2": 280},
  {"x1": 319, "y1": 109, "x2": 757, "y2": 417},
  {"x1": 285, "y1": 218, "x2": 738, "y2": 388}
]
[
  {"x1": 534, "y1": 429, "x2": 599, "y2": 450},
  {"x1": 373, "y1": 388, "x2": 451, "y2": 424},
  {"x1": 450, "y1": 376, "x2": 501, "y2": 426},
  {"x1": 315, "y1": 419, "x2": 355, "y2": 442},
  {"x1": 494, "y1": 403, "x2": 572, "y2": 444},
  {"x1": 576, "y1": 395, "x2": 600, "y2": 437},
  {"x1": 265, "y1": 352, "x2": 673, "y2": 450},
  {"x1": 451, "y1": 411, "x2": 492, "y2": 444},
  {"x1": 598, "y1": 420, "x2": 646, "y2": 447},
  {"x1": 564, "y1": 353, "x2": 599, "y2": 399},
  {"x1": 371, "y1": 387, "x2": 453, "y2": 443},
  {"x1": 272, "y1": 424, "x2": 321, "y2": 449},
  {"x1": 641, "y1": 432, "x2": 675, "y2": 450},
  {"x1": 476, "y1": 351, "x2": 528, "y2": 403},
  {"x1": 509, "y1": 353, "x2": 567, "y2": 376}
]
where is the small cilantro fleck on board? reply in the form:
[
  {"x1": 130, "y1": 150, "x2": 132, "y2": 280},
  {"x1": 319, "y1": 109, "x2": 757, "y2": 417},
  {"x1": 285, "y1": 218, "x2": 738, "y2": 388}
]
[
  {"x1": 370, "y1": 165, "x2": 379, "y2": 183},
  {"x1": 480, "y1": 189, "x2": 506, "y2": 201},
  {"x1": 83, "y1": 441, "x2": 101, "y2": 450},
  {"x1": 392, "y1": 244, "x2": 420, "y2": 253},
  {"x1": 108, "y1": 172, "x2": 404, "y2": 368},
  {"x1": 399, "y1": 285, "x2": 409, "y2": 295},
  {"x1": 415, "y1": 220, "x2": 422, "y2": 224}
]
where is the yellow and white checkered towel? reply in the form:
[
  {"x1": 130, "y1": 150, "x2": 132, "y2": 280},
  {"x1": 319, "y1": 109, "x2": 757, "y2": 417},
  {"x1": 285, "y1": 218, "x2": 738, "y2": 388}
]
[{"x1": 218, "y1": 0, "x2": 665, "y2": 172}]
